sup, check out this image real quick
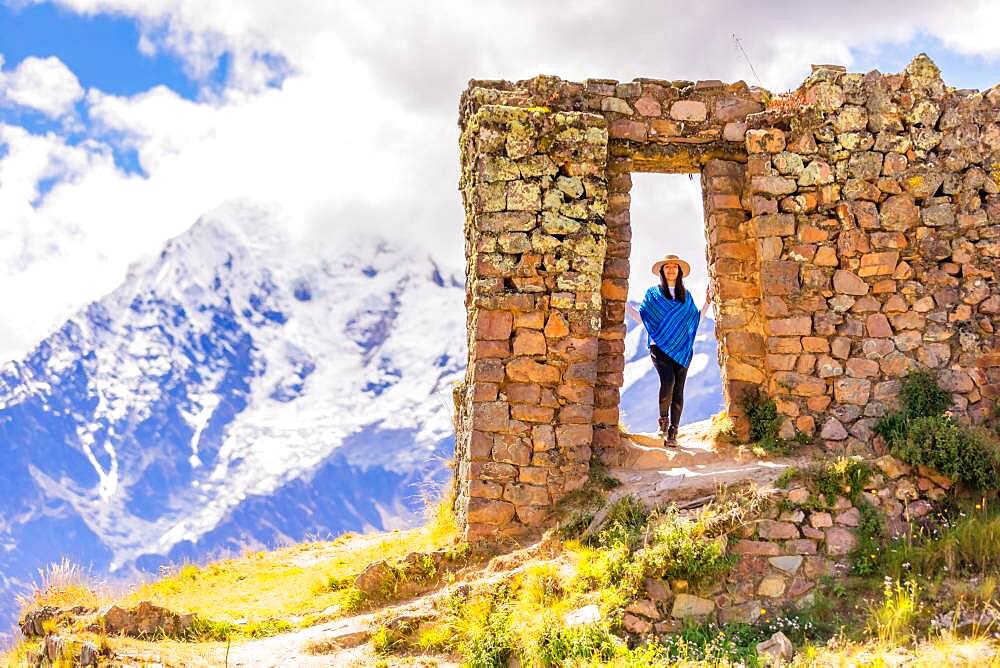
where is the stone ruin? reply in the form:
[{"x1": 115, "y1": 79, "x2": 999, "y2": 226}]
[{"x1": 451, "y1": 54, "x2": 1000, "y2": 541}]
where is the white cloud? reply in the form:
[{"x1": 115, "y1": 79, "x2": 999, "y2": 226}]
[
  {"x1": 0, "y1": 55, "x2": 84, "y2": 117},
  {"x1": 2, "y1": 0, "x2": 1000, "y2": 361}
]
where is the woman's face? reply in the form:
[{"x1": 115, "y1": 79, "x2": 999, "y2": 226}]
[{"x1": 662, "y1": 263, "x2": 680, "y2": 281}]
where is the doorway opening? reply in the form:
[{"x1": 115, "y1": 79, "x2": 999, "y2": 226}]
[{"x1": 618, "y1": 173, "x2": 724, "y2": 435}]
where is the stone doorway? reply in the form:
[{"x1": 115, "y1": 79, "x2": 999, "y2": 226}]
[
  {"x1": 454, "y1": 58, "x2": 1000, "y2": 542},
  {"x1": 454, "y1": 77, "x2": 772, "y2": 540},
  {"x1": 618, "y1": 174, "x2": 725, "y2": 436},
  {"x1": 594, "y1": 148, "x2": 764, "y2": 469}
]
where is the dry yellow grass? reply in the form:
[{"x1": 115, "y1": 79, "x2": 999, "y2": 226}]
[
  {"x1": 792, "y1": 634, "x2": 1000, "y2": 667},
  {"x1": 117, "y1": 496, "x2": 459, "y2": 624},
  {"x1": 15, "y1": 558, "x2": 110, "y2": 614}
]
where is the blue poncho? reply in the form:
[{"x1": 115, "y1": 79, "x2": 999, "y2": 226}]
[{"x1": 638, "y1": 285, "x2": 700, "y2": 368}]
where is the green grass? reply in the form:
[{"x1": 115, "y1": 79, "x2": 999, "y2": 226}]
[
  {"x1": 868, "y1": 578, "x2": 922, "y2": 645},
  {"x1": 623, "y1": 510, "x2": 734, "y2": 592},
  {"x1": 810, "y1": 457, "x2": 872, "y2": 506},
  {"x1": 883, "y1": 507, "x2": 1000, "y2": 579}
]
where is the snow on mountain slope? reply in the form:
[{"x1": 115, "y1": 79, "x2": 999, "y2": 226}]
[
  {"x1": 0, "y1": 200, "x2": 467, "y2": 634},
  {"x1": 0, "y1": 201, "x2": 724, "y2": 637}
]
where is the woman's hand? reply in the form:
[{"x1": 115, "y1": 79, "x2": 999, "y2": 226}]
[{"x1": 700, "y1": 285, "x2": 713, "y2": 316}]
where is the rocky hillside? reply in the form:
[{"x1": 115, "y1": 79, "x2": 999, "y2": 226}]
[
  {"x1": 7, "y1": 416, "x2": 1000, "y2": 667},
  {"x1": 0, "y1": 201, "x2": 469, "y2": 637},
  {"x1": 0, "y1": 198, "x2": 727, "y2": 641}
]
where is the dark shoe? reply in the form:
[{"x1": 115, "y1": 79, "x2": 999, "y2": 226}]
[
  {"x1": 665, "y1": 426, "x2": 678, "y2": 446},
  {"x1": 657, "y1": 417, "x2": 670, "y2": 436}
]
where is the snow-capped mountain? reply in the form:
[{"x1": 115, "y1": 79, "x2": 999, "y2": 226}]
[
  {"x1": 0, "y1": 200, "x2": 723, "y2": 636},
  {"x1": 0, "y1": 201, "x2": 467, "y2": 634}
]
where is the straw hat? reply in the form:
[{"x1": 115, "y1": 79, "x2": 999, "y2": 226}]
[{"x1": 651, "y1": 254, "x2": 691, "y2": 278}]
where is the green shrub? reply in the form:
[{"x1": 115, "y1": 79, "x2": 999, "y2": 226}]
[
  {"x1": 894, "y1": 415, "x2": 1000, "y2": 492},
  {"x1": 555, "y1": 510, "x2": 593, "y2": 540},
  {"x1": 534, "y1": 621, "x2": 619, "y2": 665},
  {"x1": 760, "y1": 592, "x2": 838, "y2": 644},
  {"x1": 899, "y1": 369, "x2": 952, "y2": 419},
  {"x1": 849, "y1": 502, "x2": 885, "y2": 577},
  {"x1": 868, "y1": 577, "x2": 921, "y2": 645},
  {"x1": 625, "y1": 511, "x2": 734, "y2": 589},
  {"x1": 810, "y1": 458, "x2": 872, "y2": 506},
  {"x1": 185, "y1": 616, "x2": 238, "y2": 641},
  {"x1": 875, "y1": 370, "x2": 1000, "y2": 493},
  {"x1": 739, "y1": 387, "x2": 780, "y2": 447},
  {"x1": 874, "y1": 411, "x2": 909, "y2": 449},
  {"x1": 589, "y1": 496, "x2": 649, "y2": 551},
  {"x1": 589, "y1": 462, "x2": 622, "y2": 491},
  {"x1": 874, "y1": 369, "x2": 952, "y2": 448},
  {"x1": 457, "y1": 583, "x2": 516, "y2": 668},
  {"x1": 774, "y1": 467, "x2": 798, "y2": 489},
  {"x1": 884, "y1": 508, "x2": 1000, "y2": 577},
  {"x1": 657, "y1": 621, "x2": 766, "y2": 667}
]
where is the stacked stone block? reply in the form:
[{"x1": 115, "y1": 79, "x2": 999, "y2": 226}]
[
  {"x1": 745, "y1": 56, "x2": 1000, "y2": 453},
  {"x1": 455, "y1": 55, "x2": 1000, "y2": 540},
  {"x1": 619, "y1": 455, "x2": 947, "y2": 633},
  {"x1": 454, "y1": 105, "x2": 610, "y2": 540}
]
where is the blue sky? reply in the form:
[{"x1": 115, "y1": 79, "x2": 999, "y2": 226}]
[
  {"x1": 2, "y1": 0, "x2": 1000, "y2": 362},
  {"x1": 0, "y1": 2, "x2": 203, "y2": 101},
  {"x1": 850, "y1": 34, "x2": 1000, "y2": 91}
]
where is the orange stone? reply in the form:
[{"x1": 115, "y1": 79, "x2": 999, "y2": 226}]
[
  {"x1": 513, "y1": 330, "x2": 547, "y2": 356},
  {"x1": 506, "y1": 358, "x2": 561, "y2": 384},
  {"x1": 544, "y1": 311, "x2": 570, "y2": 338},
  {"x1": 477, "y1": 310, "x2": 513, "y2": 340}
]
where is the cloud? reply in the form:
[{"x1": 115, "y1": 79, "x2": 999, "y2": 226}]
[
  {"x1": 2, "y1": 0, "x2": 1000, "y2": 361},
  {"x1": 0, "y1": 55, "x2": 84, "y2": 117}
]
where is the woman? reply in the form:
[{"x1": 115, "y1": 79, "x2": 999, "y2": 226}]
[{"x1": 625, "y1": 254, "x2": 712, "y2": 446}]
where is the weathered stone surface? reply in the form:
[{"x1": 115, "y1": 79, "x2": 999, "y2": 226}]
[
  {"x1": 833, "y1": 270, "x2": 869, "y2": 295},
  {"x1": 769, "y1": 555, "x2": 804, "y2": 574},
  {"x1": 758, "y1": 520, "x2": 799, "y2": 540},
  {"x1": 820, "y1": 417, "x2": 848, "y2": 440},
  {"x1": 671, "y1": 594, "x2": 716, "y2": 619},
  {"x1": 733, "y1": 540, "x2": 781, "y2": 556},
  {"x1": 875, "y1": 455, "x2": 912, "y2": 479},
  {"x1": 761, "y1": 260, "x2": 801, "y2": 295},
  {"x1": 19, "y1": 606, "x2": 61, "y2": 638},
  {"x1": 858, "y1": 251, "x2": 899, "y2": 277},
  {"x1": 758, "y1": 576, "x2": 787, "y2": 597},
  {"x1": 747, "y1": 128, "x2": 786, "y2": 153},
  {"x1": 622, "y1": 613, "x2": 652, "y2": 634},
  {"x1": 670, "y1": 100, "x2": 707, "y2": 121},
  {"x1": 824, "y1": 527, "x2": 858, "y2": 555},
  {"x1": 834, "y1": 377, "x2": 871, "y2": 405},
  {"x1": 624, "y1": 599, "x2": 660, "y2": 619},
  {"x1": 757, "y1": 631, "x2": 795, "y2": 665},
  {"x1": 466, "y1": 498, "x2": 515, "y2": 525},
  {"x1": 835, "y1": 507, "x2": 861, "y2": 527},
  {"x1": 97, "y1": 601, "x2": 195, "y2": 638},
  {"x1": 881, "y1": 194, "x2": 920, "y2": 231},
  {"x1": 564, "y1": 604, "x2": 601, "y2": 628}
]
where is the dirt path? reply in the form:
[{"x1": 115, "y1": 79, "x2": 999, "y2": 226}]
[
  {"x1": 614, "y1": 420, "x2": 807, "y2": 506},
  {"x1": 109, "y1": 419, "x2": 798, "y2": 667},
  {"x1": 224, "y1": 546, "x2": 555, "y2": 667}
]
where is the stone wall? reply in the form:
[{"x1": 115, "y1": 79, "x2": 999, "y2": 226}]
[
  {"x1": 620, "y1": 454, "x2": 947, "y2": 632},
  {"x1": 454, "y1": 105, "x2": 610, "y2": 539},
  {"x1": 743, "y1": 57, "x2": 1000, "y2": 452},
  {"x1": 454, "y1": 55, "x2": 1000, "y2": 541}
]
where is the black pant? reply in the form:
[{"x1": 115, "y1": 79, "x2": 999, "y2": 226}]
[{"x1": 650, "y1": 344, "x2": 688, "y2": 430}]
